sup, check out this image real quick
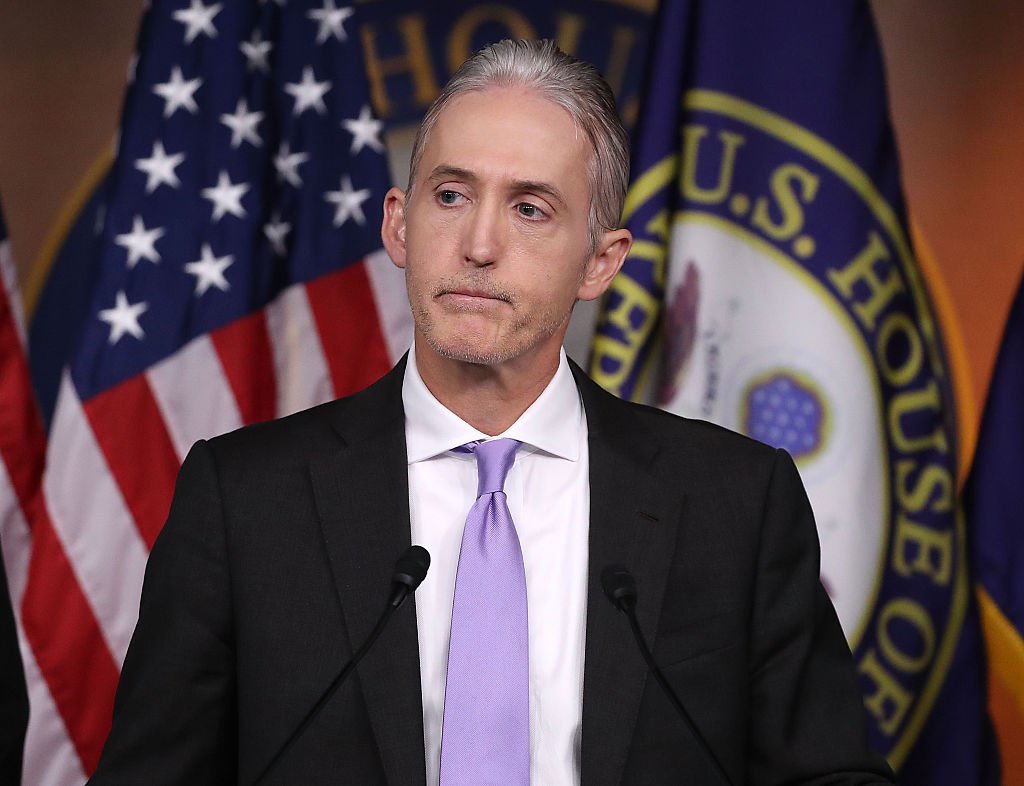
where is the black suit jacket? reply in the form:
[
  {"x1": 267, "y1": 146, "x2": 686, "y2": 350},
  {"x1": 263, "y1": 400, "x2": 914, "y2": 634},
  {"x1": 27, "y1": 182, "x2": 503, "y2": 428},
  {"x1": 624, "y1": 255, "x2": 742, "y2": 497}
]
[{"x1": 90, "y1": 358, "x2": 894, "y2": 785}]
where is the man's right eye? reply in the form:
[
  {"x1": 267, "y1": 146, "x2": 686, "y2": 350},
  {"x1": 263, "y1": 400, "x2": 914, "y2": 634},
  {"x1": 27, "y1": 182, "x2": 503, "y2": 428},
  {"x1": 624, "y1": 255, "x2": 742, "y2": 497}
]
[{"x1": 438, "y1": 190, "x2": 461, "y2": 205}]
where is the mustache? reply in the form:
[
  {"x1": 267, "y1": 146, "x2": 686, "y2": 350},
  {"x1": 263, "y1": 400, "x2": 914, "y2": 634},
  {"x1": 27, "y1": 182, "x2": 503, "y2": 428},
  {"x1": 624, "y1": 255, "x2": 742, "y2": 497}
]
[{"x1": 432, "y1": 275, "x2": 515, "y2": 305}]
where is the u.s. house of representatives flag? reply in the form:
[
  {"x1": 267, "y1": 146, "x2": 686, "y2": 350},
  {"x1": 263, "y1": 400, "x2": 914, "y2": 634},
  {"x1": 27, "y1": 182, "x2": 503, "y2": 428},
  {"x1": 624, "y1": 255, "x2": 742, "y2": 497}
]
[
  {"x1": 592, "y1": 1, "x2": 993, "y2": 782},
  {"x1": 16, "y1": 1, "x2": 411, "y2": 782}
]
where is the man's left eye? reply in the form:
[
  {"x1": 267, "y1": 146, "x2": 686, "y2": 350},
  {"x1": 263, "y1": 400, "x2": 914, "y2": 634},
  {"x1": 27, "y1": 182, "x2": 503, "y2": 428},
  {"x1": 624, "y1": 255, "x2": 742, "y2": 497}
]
[{"x1": 517, "y1": 203, "x2": 542, "y2": 219}]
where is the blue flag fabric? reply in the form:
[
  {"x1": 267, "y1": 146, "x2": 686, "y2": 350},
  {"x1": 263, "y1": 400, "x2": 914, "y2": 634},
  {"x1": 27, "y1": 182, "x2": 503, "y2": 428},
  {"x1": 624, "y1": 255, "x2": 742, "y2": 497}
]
[
  {"x1": 964, "y1": 272, "x2": 1024, "y2": 781},
  {"x1": 967, "y1": 274, "x2": 1024, "y2": 645},
  {"x1": 28, "y1": 180, "x2": 106, "y2": 426},
  {"x1": 591, "y1": 1, "x2": 994, "y2": 781}
]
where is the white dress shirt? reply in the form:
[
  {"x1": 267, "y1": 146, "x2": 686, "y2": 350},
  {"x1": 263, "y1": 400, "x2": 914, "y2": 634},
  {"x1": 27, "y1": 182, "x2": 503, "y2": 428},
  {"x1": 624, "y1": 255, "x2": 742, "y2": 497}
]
[{"x1": 403, "y1": 344, "x2": 590, "y2": 786}]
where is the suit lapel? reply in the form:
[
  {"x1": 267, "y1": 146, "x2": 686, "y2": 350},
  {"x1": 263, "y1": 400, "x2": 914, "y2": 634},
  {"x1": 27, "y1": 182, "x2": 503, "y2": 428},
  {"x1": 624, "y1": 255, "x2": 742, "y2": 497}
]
[
  {"x1": 306, "y1": 359, "x2": 427, "y2": 786},
  {"x1": 274, "y1": 358, "x2": 682, "y2": 785},
  {"x1": 573, "y1": 366, "x2": 684, "y2": 786}
]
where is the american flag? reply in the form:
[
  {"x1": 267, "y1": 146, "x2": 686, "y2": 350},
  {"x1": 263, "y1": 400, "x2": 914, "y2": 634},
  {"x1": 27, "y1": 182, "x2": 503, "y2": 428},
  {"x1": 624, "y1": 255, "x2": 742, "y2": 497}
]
[
  {"x1": 0, "y1": 202, "x2": 45, "y2": 786},
  {"x1": 12, "y1": 1, "x2": 411, "y2": 782}
]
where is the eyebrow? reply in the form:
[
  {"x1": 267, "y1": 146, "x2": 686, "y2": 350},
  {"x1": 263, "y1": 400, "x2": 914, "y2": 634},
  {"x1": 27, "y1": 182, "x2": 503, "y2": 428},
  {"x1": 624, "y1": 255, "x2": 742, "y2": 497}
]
[
  {"x1": 511, "y1": 178, "x2": 567, "y2": 209},
  {"x1": 426, "y1": 165, "x2": 475, "y2": 185},
  {"x1": 426, "y1": 164, "x2": 567, "y2": 209}
]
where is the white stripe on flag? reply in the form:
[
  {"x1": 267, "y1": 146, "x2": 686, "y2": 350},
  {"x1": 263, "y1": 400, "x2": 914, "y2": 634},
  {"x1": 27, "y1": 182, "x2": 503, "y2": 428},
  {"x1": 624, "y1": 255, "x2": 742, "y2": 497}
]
[
  {"x1": 45, "y1": 373, "x2": 149, "y2": 665},
  {"x1": 0, "y1": 240, "x2": 26, "y2": 347},
  {"x1": 147, "y1": 334, "x2": 243, "y2": 460},
  {"x1": 365, "y1": 248, "x2": 413, "y2": 364},
  {"x1": 0, "y1": 463, "x2": 31, "y2": 609},
  {"x1": 267, "y1": 283, "x2": 333, "y2": 417},
  {"x1": 0, "y1": 453, "x2": 87, "y2": 786},
  {"x1": 19, "y1": 641, "x2": 88, "y2": 786}
]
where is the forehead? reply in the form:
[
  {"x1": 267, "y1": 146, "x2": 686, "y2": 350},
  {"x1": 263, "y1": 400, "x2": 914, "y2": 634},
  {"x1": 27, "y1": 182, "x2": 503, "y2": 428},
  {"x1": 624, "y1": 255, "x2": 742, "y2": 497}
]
[{"x1": 417, "y1": 87, "x2": 591, "y2": 189}]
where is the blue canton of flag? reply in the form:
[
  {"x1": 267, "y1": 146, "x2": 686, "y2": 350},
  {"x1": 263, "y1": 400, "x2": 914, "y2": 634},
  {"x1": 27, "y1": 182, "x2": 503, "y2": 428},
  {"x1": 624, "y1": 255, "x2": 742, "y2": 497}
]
[{"x1": 83, "y1": 0, "x2": 390, "y2": 395}]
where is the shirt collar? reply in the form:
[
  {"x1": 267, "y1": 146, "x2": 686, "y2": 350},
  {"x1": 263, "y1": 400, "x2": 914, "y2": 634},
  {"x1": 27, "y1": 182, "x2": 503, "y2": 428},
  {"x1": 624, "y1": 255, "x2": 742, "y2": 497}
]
[{"x1": 402, "y1": 343, "x2": 583, "y2": 464}]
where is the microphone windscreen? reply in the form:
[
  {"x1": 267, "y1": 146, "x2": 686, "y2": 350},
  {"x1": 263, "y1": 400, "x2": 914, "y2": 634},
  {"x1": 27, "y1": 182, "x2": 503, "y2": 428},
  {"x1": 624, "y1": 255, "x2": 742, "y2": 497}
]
[{"x1": 393, "y1": 545, "x2": 431, "y2": 590}]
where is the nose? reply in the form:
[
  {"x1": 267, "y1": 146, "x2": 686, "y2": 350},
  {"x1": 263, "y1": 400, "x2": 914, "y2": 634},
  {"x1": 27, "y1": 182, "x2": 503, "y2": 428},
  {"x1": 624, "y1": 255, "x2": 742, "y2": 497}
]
[{"x1": 462, "y1": 198, "x2": 504, "y2": 268}]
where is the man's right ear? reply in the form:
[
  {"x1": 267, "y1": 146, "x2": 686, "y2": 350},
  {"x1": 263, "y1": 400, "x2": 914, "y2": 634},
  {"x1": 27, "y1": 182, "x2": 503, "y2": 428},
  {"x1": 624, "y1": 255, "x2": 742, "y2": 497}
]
[{"x1": 381, "y1": 187, "x2": 408, "y2": 269}]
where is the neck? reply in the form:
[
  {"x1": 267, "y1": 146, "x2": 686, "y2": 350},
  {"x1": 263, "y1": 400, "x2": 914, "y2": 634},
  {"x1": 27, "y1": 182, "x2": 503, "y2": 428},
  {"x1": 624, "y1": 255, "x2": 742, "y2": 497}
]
[{"x1": 415, "y1": 342, "x2": 562, "y2": 436}]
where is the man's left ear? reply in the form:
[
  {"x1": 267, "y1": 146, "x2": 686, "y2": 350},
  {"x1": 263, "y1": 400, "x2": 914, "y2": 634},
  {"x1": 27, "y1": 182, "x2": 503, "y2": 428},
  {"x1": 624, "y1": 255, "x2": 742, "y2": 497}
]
[{"x1": 577, "y1": 228, "x2": 632, "y2": 301}]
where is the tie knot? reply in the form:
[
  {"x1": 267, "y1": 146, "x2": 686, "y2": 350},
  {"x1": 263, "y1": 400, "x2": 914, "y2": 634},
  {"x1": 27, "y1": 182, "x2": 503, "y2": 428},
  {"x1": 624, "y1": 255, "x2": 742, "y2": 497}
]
[{"x1": 467, "y1": 438, "x2": 521, "y2": 496}]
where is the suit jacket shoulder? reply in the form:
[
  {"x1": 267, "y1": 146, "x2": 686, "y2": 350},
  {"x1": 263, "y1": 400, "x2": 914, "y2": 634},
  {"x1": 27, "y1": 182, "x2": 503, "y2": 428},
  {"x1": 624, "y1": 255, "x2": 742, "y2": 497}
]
[
  {"x1": 202, "y1": 354, "x2": 408, "y2": 466},
  {"x1": 91, "y1": 358, "x2": 421, "y2": 786},
  {"x1": 571, "y1": 361, "x2": 893, "y2": 785}
]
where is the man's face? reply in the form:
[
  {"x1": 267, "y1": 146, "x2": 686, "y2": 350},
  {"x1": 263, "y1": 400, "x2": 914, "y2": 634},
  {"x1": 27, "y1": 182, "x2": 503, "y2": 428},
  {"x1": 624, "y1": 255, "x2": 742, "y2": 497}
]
[{"x1": 382, "y1": 86, "x2": 626, "y2": 371}]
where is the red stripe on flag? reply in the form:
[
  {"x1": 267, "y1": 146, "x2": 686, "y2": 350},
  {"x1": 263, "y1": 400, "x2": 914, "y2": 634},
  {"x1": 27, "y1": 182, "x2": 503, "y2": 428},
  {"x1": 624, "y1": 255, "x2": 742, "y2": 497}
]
[
  {"x1": 306, "y1": 262, "x2": 391, "y2": 398},
  {"x1": 0, "y1": 253, "x2": 113, "y2": 774},
  {"x1": 211, "y1": 310, "x2": 277, "y2": 425},
  {"x1": 20, "y1": 506, "x2": 121, "y2": 776},
  {"x1": 83, "y1": 375, "x2": 179, "y2": 549},
  {"x1": 0, "y1": 278, "x2": 44, "y2": 508}
]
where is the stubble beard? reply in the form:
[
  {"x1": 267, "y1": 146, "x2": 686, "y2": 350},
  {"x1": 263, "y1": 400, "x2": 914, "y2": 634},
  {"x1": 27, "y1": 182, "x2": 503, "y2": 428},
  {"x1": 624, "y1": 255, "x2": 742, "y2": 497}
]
[{"x1": 413, "y1": 276, "x2": 574, "y2": 367}]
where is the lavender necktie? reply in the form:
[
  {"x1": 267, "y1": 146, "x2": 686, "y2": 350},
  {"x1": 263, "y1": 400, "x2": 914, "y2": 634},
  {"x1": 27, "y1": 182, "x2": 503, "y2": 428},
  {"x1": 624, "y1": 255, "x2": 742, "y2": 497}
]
[{"x1": 439, "y1": 438, "x2": 529, "y2": 786}]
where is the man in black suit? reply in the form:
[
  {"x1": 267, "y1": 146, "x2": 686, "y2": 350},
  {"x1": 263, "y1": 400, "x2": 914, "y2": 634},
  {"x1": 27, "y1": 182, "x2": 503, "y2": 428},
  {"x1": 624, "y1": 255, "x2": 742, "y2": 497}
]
[{"x1": 90, "y1": 40, "x2": 894, "y2": 785}]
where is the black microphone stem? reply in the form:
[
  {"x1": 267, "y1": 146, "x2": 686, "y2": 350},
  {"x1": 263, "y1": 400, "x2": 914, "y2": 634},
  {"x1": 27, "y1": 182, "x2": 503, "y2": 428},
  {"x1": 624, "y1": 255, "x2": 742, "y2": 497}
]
[
  {"x1": 251, "y1": 603, "x2": 397, "y2": 786},
  {"x1": 618, "y1": 609, "x2": 733, "y2": 786},
  {"x1": 621, "y1": 604, "x2": 734, "y2": 786},
  {"x1": 251, "y1": 545, "x2": 429, "y2": 785}
]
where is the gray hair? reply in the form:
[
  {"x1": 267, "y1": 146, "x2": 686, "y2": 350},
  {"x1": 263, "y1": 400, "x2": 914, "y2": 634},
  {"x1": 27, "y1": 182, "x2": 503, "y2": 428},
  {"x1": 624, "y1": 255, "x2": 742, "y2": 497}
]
[{"x1": 408, "y1": 39, "x2": 630, "y2": 249}]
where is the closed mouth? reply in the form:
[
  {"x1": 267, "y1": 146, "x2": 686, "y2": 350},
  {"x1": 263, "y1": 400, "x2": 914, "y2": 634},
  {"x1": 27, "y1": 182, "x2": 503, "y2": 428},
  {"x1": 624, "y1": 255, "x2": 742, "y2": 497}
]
[{"x1": 437, "y1": 288, "x2": 510, "y2": 304}]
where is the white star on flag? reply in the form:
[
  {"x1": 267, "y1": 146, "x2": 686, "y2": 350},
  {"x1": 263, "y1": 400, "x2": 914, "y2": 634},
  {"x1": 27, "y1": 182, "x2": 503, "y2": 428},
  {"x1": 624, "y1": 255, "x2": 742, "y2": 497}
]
[
  {"x1": 264, "y1": 214, "x2": 292, "y2": 256},
  {"x1": 114, "y1": 215, "x2": 165, "y2": 268},
  {"x1": 341, "y1": 105, "x2": 384, "y2": 154},
  {"x1": 98, "y1": 290, "x2": 149, "y2": 344},
  {"x1": 172, "y1": 0, "x2": 223, "y2": 44},
  {"x1": 201, "y1": 171, "x2": 250, "y2": 222},
  {"x1": 325, "y1": 175, "x2": 371, "y2": 226},
  {"x1": 273, "y1": 141, "x2": 310, "y2": 187},
  {"x1": 284, "y1": 67, "x2": 331, "y2": 116},
  {"x1": 134, "y1": 140, "x2": 185, "y2": 193},
  {"x1": 220, "y1": 98, "x2": 264, "y2": 148},
  {"x1": 240, "y1": 30, "x2": 273, "y2": 73},
  {"x1": 308, "y1": 0, "x2": 354, "y2": 44},
  {"x1": 153, "y1": 66, "x2": 202, "y2": 117},
  {"x1": 185, "y1": 244, "x2": 233, "y2": 296}
]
